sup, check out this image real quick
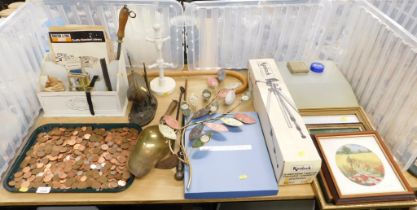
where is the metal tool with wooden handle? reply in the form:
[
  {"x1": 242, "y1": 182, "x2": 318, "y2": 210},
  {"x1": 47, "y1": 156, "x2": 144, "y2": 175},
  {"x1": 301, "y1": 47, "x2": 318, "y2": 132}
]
[
  {"x1": 116, "y1": 5, "x2": 130, "y2": 60},
  {"x1": 162, "y1": 100, "x2": 178, "y2": 119}
]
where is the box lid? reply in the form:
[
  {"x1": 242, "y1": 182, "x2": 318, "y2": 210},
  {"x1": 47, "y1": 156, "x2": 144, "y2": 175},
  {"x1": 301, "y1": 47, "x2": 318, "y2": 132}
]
[{"x1": 183, "y1": 112, "x2": 278, "y2": 199}]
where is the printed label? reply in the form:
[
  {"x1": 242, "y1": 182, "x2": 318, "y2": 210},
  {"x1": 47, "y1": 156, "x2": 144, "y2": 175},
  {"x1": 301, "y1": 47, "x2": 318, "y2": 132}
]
[
  {"x1": 258, "y1": 61, "x2": 276, "y2": 80},
  {"x1": 36, "y1": 187, "x2": 51, "y2": 194},
  {"x1": 49, "y1": 31, "x2": 106, "y2": 43},
  {"x1": 198, "y1": 145, "x2": 252, "y2": 152},
  {"x1": 292, "y1": 165, "x2": 313, "y2": 172}
]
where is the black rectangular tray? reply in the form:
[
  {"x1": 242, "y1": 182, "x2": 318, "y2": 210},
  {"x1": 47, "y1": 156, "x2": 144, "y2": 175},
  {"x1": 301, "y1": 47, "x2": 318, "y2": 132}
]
[{"x1": 3, "y1": 123, "x2": 141, "y2": 193}]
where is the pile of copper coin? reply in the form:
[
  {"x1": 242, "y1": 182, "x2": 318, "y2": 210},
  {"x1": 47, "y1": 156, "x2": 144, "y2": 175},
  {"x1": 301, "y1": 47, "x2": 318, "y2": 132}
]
[{"x1": 8, "y1": 126, "x2": 139, "y2": 192}]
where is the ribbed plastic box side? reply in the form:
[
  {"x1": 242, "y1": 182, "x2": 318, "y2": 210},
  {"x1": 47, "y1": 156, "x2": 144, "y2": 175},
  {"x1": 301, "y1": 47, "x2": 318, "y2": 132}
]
[
  {"x1": 186, "y1": 0, "x2": 417, "y2": 170},
  {"x1": 0, "y1": 3, "x2": 46, "y2": 180},
  {"x1": 368, "y1": 0, "x2": 417, "y2": 37},
  {"x1": 33, "y1": 0, "x2": 184, "y2": 70},
  {"x1": 185, "y1": 0, "x2": 324, "y2": 70},
  {"x1": 334, "y1": 1, "x2": 417, "y2": 169}
]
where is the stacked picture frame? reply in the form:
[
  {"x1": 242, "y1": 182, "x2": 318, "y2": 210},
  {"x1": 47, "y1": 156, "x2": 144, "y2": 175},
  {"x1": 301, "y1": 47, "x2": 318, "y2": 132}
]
[{"x1": 301, "y1": 107, "x2": 415, "y2": 205}]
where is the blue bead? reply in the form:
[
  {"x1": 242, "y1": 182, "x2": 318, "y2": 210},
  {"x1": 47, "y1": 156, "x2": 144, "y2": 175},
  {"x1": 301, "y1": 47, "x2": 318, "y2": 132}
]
[{"x1": 310, "y1": 62, "x2": 325, "y2": 73}]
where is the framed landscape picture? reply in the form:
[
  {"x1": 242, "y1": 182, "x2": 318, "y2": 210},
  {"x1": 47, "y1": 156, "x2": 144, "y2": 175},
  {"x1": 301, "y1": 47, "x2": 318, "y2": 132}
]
[
  {"x1": 314, "y1": 131, "x2": 415, "y2": 205},
  {"x1": 307, "y1": 121, "x2": 369, "y2": 203}
]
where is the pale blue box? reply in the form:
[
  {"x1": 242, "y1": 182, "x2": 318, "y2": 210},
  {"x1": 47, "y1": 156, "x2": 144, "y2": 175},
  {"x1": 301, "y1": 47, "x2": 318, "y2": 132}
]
[{"x1": 184, "y1": 112, "x2": 278, "y2": 199}]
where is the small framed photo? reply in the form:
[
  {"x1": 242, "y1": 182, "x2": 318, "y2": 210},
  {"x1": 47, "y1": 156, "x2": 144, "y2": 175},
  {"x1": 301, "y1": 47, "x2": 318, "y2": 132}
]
[
  {"x1": 299, "y1": 107, "x2": 374, "y2": 131},
  {"x1": 314, "y1": 131, "x2": 415, "y2": 205},
  {"x1": 307, "y1": 123, "x2": 365, "y2": 135}
]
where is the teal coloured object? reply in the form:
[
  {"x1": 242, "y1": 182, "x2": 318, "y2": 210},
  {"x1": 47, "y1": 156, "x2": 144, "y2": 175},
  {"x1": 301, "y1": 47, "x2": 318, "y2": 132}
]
[{"x1": 3, "y1": 123, "x2": 141, "y2": 193}]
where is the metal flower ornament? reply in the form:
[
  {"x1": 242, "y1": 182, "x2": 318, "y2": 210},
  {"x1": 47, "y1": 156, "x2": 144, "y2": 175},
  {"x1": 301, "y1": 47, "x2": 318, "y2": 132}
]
[{"x1": 157, "y1": 70, "x2": 255, "y2": 189}]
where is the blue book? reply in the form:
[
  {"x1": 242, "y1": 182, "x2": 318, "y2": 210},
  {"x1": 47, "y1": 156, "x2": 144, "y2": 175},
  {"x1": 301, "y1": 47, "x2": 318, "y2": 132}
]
[{"x1": 184, "y1": 112, "x2": 278, "y2": 199}]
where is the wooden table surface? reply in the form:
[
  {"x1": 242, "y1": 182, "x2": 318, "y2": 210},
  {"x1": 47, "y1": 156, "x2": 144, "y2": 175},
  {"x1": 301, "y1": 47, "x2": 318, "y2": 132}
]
[
  {"x1": 0, "y1": 73, "x2": 314, "y2": 206},
  {"x1": 0, "y1": 72, "x2": 416, "y2": 207}
]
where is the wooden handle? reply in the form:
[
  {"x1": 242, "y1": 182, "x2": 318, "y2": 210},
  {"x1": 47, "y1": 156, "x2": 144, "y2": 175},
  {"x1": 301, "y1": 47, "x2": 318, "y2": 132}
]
[
  {"x1": 117, "y1": 5, "x2": 129, "y2": 41},
  {"x1": 144, "y1": 70, "x2": 248, "y2": 94},
  {"x1": 164, "y1": 100, "x2": 178, "y2": 116}
]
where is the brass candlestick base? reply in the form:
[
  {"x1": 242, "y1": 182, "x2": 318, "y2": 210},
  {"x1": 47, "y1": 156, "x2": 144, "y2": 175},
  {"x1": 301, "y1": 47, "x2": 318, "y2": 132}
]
[{"x1": 129, "y1": 95, "x2": 158, "y2": 127}]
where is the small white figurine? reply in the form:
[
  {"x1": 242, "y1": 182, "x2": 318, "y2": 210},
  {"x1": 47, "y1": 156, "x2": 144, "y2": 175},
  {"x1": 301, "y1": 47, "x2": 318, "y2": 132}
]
[{"x1": 146, "y1": 23, "x2": 176, "y2": 96}]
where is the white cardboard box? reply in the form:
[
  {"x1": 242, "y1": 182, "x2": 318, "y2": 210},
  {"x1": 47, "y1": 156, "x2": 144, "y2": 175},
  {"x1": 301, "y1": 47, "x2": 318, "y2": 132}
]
[
  {"x1": 248, "y1": 59, "x2": 321, "y2": 185},
  {"x1": 37, "y1": 54, "x2": 128, "y2": 117}
]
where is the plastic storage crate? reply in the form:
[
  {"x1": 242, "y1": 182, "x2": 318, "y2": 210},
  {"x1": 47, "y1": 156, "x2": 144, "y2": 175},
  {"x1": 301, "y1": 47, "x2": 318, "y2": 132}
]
[
  {"x1": 184, "y1": 0, "x2": 417, "y2": 170},
  {"x1": 0, "y1": 3, "x2": 44, "y2": 179},
  {"x1": 35, "y1": 0, "x2": 184, "y2": 70},
  {"x1": 0, "y1": 0, "x2": 185, "y2": 180},
  {"x1": 0, "y1": 0, "x2": 417, "y2": 178}
]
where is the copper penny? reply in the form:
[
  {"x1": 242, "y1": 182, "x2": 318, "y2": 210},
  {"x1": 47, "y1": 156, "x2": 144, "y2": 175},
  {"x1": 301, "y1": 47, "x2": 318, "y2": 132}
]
[
  {"x1": 104, "y1": 134, "x2": 112, "y2": 142},
  {"x1": 83, "y1": 133, "x2": 91, "y2": 140},
  {"x1": 103, "y1": 152, "x2": 111, "y2": 160},
  {"x1": 122, "y1": 172, "x2": 130, "y2": 180},
  {"x1": 36, "y1": 162, "x2": 44, "y2": 169},
  {"x1": 23, "y1": 172, "x2": 31, "y2": 179},
  {"x1": 14, "y1": 171, "x2": 23, "y2": 178},
  {"x1": 22, "y1": 166, "x2": 30, "y2": 173},
  {"x1": 67, "y1": 138, "x2": 76, "y2": 146},
  {"x1": 74, "y1": 144, "x2": 85, "y2": 151},
  {"x1": 100, "y1": 144, "x2": 109, "y2": 151},
  {"x1": 59, "y1": 146, "x2": 68, "y2": 153},
  {"x1": 47, "y1": 155, "x2": 58, "y2": 161},
  {"x1": 28, "y1": 175, "x2": 36, "y2": 182},
  {"x1": 75, "y1": 137, "x2": 83, "y2": 144},
  {"x1": 98, "y1": 176, "x2": 107, "y2": 184},
  {"x1": 57, "y1": 154, "x2": 64, "y2": 160},
  {"x1": 91, "y1": 181, "x2": 101, "y2": 189},
  {"x1": 58, "y1": 172, "x2": 67, "y2": 179},
  {"x1": 41, "y1": 158, "x2": 49, "y2": 165},
  {"x1": 110, "y1": 158, "x2": 118, "y2": 164},
  {"x1": 8, "y1": 180, "x2": 16, "y2": 187},
  {"x1": 117, "y1": 156, "x2": 126, "y2": 163},
  {"x1": 80, "y1": 175, "x2": 87, "y2": 182},
  {"x1": 98, "y1": 157, "x2": 105, "y2": 164},
  {"x1": 37, "y1": 150, "x2": 46, "y2": 157},
  {"x1": 20, "y1": 180, "x2": 30, "y2": 189},
  {"x1": 108, "y1": 181, "x2": 118, "y2": 188},
  {"x1": 51, "y1": 150, "x2": 59, "y2": 157},
  {"x1": 43, "y1": 174, "x2": 53, "y2": 182},
  {"x1": 52, "y1": 180, "x2": 60, "y2": 188},
  {"x1": 91, "y1": 155, "x2": 99, "y2": 162}
]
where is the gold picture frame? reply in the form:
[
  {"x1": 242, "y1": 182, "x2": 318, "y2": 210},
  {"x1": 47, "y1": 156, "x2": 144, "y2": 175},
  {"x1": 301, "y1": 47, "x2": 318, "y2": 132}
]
[
  {"x1": 299, "y1": 107, "x2": 374, "y2": 131},
  {"x1": 307, "y1": 123, "x2": 366, "y2": 135}
]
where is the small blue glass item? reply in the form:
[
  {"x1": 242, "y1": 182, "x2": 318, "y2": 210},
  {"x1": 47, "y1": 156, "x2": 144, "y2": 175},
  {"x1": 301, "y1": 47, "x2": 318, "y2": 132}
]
[{"x1": 310, "y1": 62, "x2": 325, "y2": 73}]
